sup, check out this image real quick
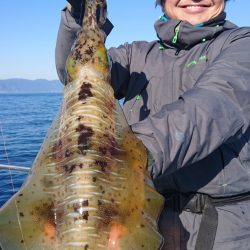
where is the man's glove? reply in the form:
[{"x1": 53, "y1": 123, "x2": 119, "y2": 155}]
[
  {"x1": 67, "y1": 0, "x2": 85, "y2": 21},
  {"x1": 66, "y1": 0, "x2": 103, "y2": 25}
]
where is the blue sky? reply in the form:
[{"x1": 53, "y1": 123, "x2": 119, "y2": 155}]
[{"x1": 0, "y1": 0, "x2": 249, "y2": 80}]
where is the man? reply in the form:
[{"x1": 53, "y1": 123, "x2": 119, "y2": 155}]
[{"x1": 55, "y1": 0, "x2": 250, "y2": 249}]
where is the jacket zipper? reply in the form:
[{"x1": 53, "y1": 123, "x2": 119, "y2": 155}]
[{"x1": 175, "y1": 49, "x2": 181, "y2": 56}]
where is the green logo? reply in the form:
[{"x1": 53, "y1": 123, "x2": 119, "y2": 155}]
[{"x1": 186, "y1": 55, "x2": 207, "y2": 68}]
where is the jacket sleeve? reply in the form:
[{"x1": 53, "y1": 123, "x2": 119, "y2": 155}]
[
  {"x1": 108, "y1": 43, "x2": 133, "y2": 99},
  {"x1": 55, "y1": 7, "x2": 113, "y2": 84},
  {"x1": 131, "y1": 28, "x2": 250, "y2": 179},
  {"x1": 109, "y1": 41, "x2": 153, "y2": 99}
]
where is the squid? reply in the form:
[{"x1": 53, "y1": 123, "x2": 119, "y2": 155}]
[{"x1": 0, "y1": 0, "x2": 164, "y2": 249}]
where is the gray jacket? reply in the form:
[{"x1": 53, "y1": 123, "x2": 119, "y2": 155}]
[
  {"x1": 56, "y1": 10, "x2": 250, "y2": 198},
  {"x1": 55, "y1": 9, "x2": 250, "y2": 249}
]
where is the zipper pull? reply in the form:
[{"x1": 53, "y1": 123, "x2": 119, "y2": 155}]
[
  {"x1": 172, "y1": 25, "x2": 180, "y2": 44},
  {"x1": 175, "y1": 49, "x2": 181, "y2": 56}
]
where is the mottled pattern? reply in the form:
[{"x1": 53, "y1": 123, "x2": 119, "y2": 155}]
[{"x1": 0, "y1": 0, "x2": 164, "y2": 249}]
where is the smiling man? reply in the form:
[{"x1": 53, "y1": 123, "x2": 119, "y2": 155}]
[{"x1": 56, "y1": 0, "x2": 250, "y2": 249}]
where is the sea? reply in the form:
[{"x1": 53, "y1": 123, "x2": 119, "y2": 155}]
[{"x1": 0, "y1": 93, "x2": 62, "y2": 207}]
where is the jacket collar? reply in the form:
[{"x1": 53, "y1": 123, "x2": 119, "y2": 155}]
[{"x1": 155, "y1": 12, "x2": 231, "y2": 49}]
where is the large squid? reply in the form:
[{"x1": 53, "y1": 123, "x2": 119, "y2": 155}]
[{"x1": 0, "y1": 0, "x2": 164, "y2": 249}]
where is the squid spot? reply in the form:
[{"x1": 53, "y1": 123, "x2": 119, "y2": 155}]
[
  {"x1": 63, "y1": 164, "x2": 76, "y2": 174},
  {"x1": 107, "y1": 134, "x2": 119, "y2": 156},
  {"x1": 65, "y1": 149, "x2": 72, "y2": 157},
  {"x1": 74, "y1": 49, "x2": 83, "y2": 61},
  {"x1": 79, "y1": 82, "x2": 93, "y2": 100},
  {"x1": 76, "y1": 125, "x2": 94, "y2": 153},
  {"x1": 85, "y1": 45, "x2": 94, "y2": 56},
  {"x1": 95, "y1": 160, "x2": 108, "y2": 172},
  {"x1": 82, "y1": 211, "x2": 89, "y2": 220},
  {"x1": 99, "y1": 146, "x2": 107, "y2": 155}
]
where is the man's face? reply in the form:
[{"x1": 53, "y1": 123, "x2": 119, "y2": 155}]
[{"x1": 163, "y1": 0, "x2": 225, "y2": 25}]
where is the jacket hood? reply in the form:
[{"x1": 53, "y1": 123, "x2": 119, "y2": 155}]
[{"x1": 154, "y1": 12, "x2": 236, "y2": 49}]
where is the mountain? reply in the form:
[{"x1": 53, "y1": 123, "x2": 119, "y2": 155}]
[{"x1": 0, "y1": 78, "x2": 63, "y2": 93}]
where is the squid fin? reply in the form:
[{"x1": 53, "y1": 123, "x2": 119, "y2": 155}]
[{"x1": 0, "y1": 113, "x2": 62, "y2": 250}]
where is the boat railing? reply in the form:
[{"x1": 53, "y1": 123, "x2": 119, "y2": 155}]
[{"x1": 0, "y1": 164, "x2": 30, "y2": 172}]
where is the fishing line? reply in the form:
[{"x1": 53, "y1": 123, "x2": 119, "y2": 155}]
[
  {"x1": 0, "y1": 121, "x2": 28, "y2": 250},
  {"x1": 0, "y1": 122, "x2": 17, "y2": 195}
]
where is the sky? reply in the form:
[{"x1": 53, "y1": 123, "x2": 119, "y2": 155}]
[{"x1": 0, "y1": 0, "x2": 249, "y2": 81}]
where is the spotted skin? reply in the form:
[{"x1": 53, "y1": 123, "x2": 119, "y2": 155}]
[{"x1": 0, "y1": 0, "x2": 164, "y2": 249}]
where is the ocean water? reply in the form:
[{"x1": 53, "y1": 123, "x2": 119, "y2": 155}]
[{"x1": 0, "y1": 93, "x2": 62, "y2": 207}]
